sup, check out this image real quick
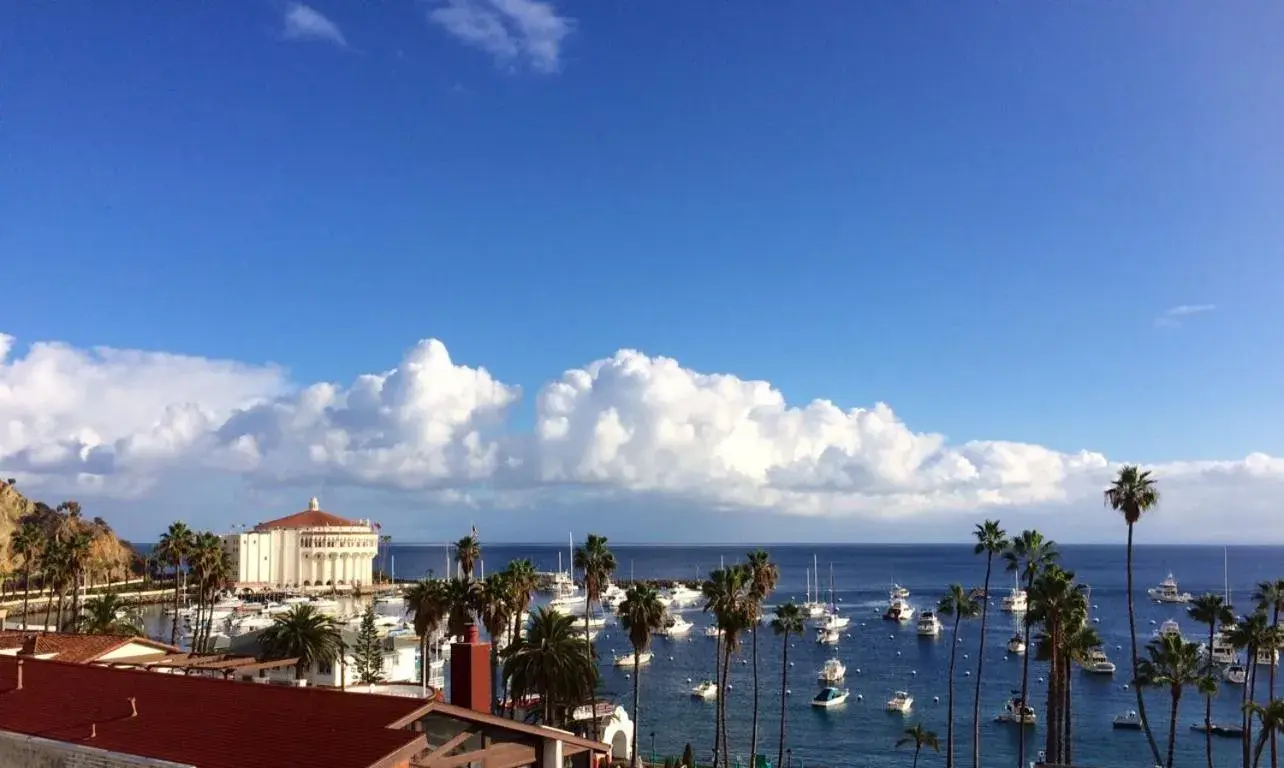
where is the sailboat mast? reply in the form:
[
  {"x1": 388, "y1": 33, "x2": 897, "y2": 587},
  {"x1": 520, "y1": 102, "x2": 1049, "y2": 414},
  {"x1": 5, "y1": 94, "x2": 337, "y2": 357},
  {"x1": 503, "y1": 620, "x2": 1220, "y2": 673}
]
[{"x1": 805, "y1": 567, "x2": 810, "y2": 604}]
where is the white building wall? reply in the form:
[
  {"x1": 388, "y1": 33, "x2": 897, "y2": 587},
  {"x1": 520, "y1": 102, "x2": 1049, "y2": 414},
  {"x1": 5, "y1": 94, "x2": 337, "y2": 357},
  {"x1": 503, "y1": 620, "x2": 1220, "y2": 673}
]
[{"x1": 224, "y1": 525, "x2": 377, "y2": 589}]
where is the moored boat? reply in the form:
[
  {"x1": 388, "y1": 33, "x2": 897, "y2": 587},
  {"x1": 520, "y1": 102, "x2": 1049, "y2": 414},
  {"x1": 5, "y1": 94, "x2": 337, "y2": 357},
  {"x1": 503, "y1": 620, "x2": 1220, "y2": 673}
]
[
  {"x1": 691, "y1": 680, "x2": 717, "y2": 700},
  {"x1": 1148, "y1": 573, "x2": 1193, "y2": 604},
  {"x1": 885, "y1": 690, "x2": 913, "y2": 713},
  {"x1": 811, "y1": 686, "x2": 850, "y2": 708},
  {"x1": 613, "y1": 650, "x2": 653, "y2": 667},
  {"x1": 916, "y1": 611, "x2": 942, "y2": 637},
  {"x1": 1113, "y1": 710, "x2": 1141, "y2": 730}
]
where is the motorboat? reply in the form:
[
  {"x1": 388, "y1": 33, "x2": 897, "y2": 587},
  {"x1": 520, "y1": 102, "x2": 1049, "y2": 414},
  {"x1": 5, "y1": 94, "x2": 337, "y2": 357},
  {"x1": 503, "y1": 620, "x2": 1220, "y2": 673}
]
[
  {"x1": 704, "y1": 625, "x2": 724, "y2": 638},
  {"x1": 1225, "y1": 664, "x2": 1248, "y2": 685},
  {"x1": 816, "y1": 627, "x2": 841, "y2": 646},
  {"x1": 691, "y1": 680, "x2": 718, "y2": 700},
  {"x1": 668, "y1": 583, "x2": 702, "y2": 606},
  {"x1": 891, "y1": 584, "x2": 911, "y2": 600},
  {"x1": 996, "y1": 696, "x2": 1037, "y2": 725},
  {"x1": 1259, "y1": 647, "x2": 1280, "y2": 667},
  {"x1": 1113, "y1": 710, "x2": 1142, "y2": 730},
  {"x1": 818, "y1": 658, "x2": 846, "y2": 683},
  {"x1": 282, "y1": 595, "x2": 311, "y2": 605},
  {"x1": 307, "y1": 597, "x2": 339, "y2": 613},
  {"x1": 549, "y1": 592, "x2": 587, "y2": 611},
  {"x1": 1148, "y1": 573, "x2": 1193, "y2": 604},
  {"x1": 229, "y1": 613, "x2": 276, "y2": 636},
  {"x1": 1191, "y1": 722, "x2": 1245, "y2": 738},
  {"x1": 1007, "y1": 634, "x2": 1026, "y2": 655},
  {"x1": 883, "y1": 598, "x2": 915, "y2": 623},
  {"x1": 818, "y1": 611, "x2": 851, "y2": 631},
  {"x1": 1081, "y1": 647, "x2": 1115, "y2": 674},
  {"x1": 916, "y1": 611, "x2": 942, "y2": 637},
  {"x1": 1206, "y1": 627, "x2": 1238, "y2": 665},
  {"x1": 613, "y1": 650, "x2": 653, "y2": 667},
  {"x1": 659, "y1": 615, "x2": 694, "y2": 638},
  {"x1": 577, "y1": 627, "x2": 600, "y2": 642},
  {"x1": 885, "y1": 690, "x2": 913, "y2": 713},
  {"x1": 374, "y1": 593, "x2": 402, "y2": 606},
  {"x1": 1001, "y1": 584, "x2": 1028, "y2": 613},
  {"x1": 811, "y1": 687, "x2": 850, "y2": 708},
  {"x1": 1155, "y1": 619, "x2": 1182, "y2": 640},
  {"x1": 264, "y1": 602, "x2": 292, "y2": 615}
]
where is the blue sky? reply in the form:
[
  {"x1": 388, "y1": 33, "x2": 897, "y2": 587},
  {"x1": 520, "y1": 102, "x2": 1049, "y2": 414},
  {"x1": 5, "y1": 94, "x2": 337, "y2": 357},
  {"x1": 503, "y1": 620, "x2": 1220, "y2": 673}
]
[{"x1": 2, "y1": 2, "x2": 1283, "y2": 542}]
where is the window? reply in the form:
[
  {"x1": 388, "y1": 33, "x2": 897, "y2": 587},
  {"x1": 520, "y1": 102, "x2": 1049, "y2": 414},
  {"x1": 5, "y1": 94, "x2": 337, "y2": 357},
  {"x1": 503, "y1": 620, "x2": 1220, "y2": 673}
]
[{"x1": 318, "y1": 660, "x2": 333, "y2": 675}]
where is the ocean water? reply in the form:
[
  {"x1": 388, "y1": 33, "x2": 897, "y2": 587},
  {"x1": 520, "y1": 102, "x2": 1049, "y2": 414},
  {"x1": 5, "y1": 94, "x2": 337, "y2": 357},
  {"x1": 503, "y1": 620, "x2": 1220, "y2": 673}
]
[{"x1": 380, "y1": 542, "x2": 1282, "y2": 768}]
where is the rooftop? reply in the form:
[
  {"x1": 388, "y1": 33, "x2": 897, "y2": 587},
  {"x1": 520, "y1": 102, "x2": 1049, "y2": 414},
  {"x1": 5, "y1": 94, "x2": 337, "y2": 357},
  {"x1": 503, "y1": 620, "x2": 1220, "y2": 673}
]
[
  {"x1": 0, "y1": 655, "x2": 429, "y2": 768},
  {"x1": 254, "y1": 496, "x2": 363, "y2": 531},
  {"x1": 0, "y1": 632, "x2": 178, "y2": 664}
]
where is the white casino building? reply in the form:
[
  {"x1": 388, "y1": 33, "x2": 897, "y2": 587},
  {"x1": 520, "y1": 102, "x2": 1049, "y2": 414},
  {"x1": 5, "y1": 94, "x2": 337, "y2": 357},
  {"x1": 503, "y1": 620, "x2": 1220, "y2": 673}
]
[{"x1": 223, "y1": 497, "x2": 379, "y2": 588}]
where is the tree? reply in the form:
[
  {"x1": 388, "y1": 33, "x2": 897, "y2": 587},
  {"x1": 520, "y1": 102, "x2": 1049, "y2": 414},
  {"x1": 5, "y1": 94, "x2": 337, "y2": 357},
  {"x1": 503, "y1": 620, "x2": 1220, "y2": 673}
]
[
  {"x1": 156, "y1": 521, "x2": 194, "y2": 645},
  {"x1": 897, "y1": 723, "x2": 941, "y2": 768},
  {"x1": 1256, "y1": 580, "x2": 1284, "y2": 768},
  {"x1": 502, "y1": 607, "x2": 597, "y2": 727},
  {"x1": 504, "y1": 558, "x2": 540, "y2": 672},
  {"x1": 404, "y1": 578, "x2": 450, "y2": 688},
  {"x1": 188, "y1": 531, "x2": 231, "y2": 653},
  {"x1": 1246, "y1": 701, "x2": 1284, "y2": 768},
  {"x1": 971, "y1": 519, "x2": 1007, "y2": 768},
  {"x1": 745, "y1": 549, "x2": 778, "y2": 766},
  {"x1": 1059, "y1": 622, "x2": 1101, "y2": 765},
  {"x1": 1105, "y1": 464, "x2": 1164, "y2": 767},
  {"x1": 351, "y1": 605, "x2": 385, "y2": 685},
  {"x1": 1003, "y1": 529, "x2": 1057, "y2": 768},
  {"x1": 77, "y1": 591, "x2": 142, "y2": 635},
  {"x1": 258, "y1": 604, "x2": 344, "y2": 681},
  {"x1": 574, "y1": 533, "x2": 617, "y2": 740},
  {"x1": 1029, "y1": 564, "x2": 1082, "y2": 763},
  {"x1": 64, "y1": 530, "x2": 93, "y2": 633},
  {"x1": 453, "y1": 534, "x2": 481, "y2": 579},
  {"x1": 703, "y1": 565, "x2": 750, "y2": 768},
  {"x1": 682, "y1": 743, "x2": 696, "y2": 768},
  {"x1": 1232, "y1": 612, "x2": 1274, "y2": 768},
  {"x1": 1136, "y1": 633, "x2": 1212, "y2": 768},
  {"x1": 9, "y1": 523, "x2": 40, "y2": 631},
  {"x1": 938, "y1": 584, "x2": 981, "y2": 768},
  {"x1": 770, "y1": 602, "x2": 804, "y2": 768},
  {"x1": 619, "y1": 583, "x2": 666, "y2": 768},
  {"x1": 1190, "y1": 593, "x2": 1236, "y2": 768},
  {"x1": 478, "y1": 573, "x2": 516, "y2": 712}
]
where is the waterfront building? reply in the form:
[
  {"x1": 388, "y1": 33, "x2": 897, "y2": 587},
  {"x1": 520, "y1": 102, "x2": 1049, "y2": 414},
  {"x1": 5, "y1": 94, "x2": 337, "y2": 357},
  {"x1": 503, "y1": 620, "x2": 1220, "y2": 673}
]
[{"x1": 223, "y1": 497, "x2": 379, "y2": 589}]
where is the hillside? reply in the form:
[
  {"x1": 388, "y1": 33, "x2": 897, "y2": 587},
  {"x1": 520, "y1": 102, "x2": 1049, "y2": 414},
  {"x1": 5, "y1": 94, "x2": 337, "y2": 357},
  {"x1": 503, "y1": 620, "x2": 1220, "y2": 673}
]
[{"x1": 0, "y1": 481, "x2": 135, "y2": 577}]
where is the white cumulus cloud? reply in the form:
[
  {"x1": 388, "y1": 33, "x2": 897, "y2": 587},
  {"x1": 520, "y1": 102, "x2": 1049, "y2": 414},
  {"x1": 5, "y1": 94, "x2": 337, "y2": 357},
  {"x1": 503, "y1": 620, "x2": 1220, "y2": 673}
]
[
  {"x1": 428, "y1": 0, "x2": 573, "y2": 74},
  {"x1": 282, "y1": 3, "x2": 347, "y2": 48},
  {"x1": 1, "y1": 331, "x2": 1280, "y2": 541}
]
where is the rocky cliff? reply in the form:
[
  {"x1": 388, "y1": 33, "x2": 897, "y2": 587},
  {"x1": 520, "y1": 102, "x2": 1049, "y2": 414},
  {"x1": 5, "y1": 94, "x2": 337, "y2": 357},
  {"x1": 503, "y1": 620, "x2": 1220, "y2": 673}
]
[{"x1": 0, "y1": 481, "x2": 135, "y2": 576}]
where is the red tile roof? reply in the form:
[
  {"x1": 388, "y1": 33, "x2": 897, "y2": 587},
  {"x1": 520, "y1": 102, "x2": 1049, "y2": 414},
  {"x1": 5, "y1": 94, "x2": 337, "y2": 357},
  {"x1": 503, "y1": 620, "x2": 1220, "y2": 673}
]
[
  {"x1": 0, "y1": 632, "x2": 179, "y2": 663},
  {"x1": 0, "y1": 656, "x2": 428, "y2": 768},
  {"x1": 254, "y1": 508, "x2": 361, "y2": 530}
]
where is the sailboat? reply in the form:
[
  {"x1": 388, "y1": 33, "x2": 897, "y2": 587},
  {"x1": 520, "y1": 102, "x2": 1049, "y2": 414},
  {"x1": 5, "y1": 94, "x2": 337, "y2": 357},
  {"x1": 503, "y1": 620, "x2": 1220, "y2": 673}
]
[
  {"x1": 802, "y1": 555, "x2": 826, "y2": 618},
  {"x1": 548, "y1": 533, "x2": 585, "y2": 610},
  {"x1": 819, "y1": 564, "x2": 850, "y2": 630}
]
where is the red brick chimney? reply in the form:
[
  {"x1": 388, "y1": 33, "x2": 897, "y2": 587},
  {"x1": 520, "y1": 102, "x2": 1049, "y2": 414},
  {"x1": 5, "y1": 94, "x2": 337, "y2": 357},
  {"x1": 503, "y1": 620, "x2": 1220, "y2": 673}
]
[{"x1": 449, "y1": 624, "x2": 491, "y2": 715}]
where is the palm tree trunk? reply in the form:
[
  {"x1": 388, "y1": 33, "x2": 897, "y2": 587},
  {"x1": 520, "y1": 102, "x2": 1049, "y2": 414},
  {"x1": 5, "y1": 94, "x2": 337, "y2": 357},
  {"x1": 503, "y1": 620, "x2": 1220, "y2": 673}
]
[
  {"x1": 170, "y1": 564, "x2": 181, "y2": 646},
  {"x1": 20, "y1": 565, "x2": 30, "y2": 631},
  {"x1": 1127, "y1": 522, "x2": 1165, "y2": 766},
  {"x1": 1272, "y1": 605, "x2": 1279, "y2": 768},
  {"x1": 71, "y1": 570, "x2": 82, "y2": 633},
  {"x1": 947, "y1": 613, "x2": 960, "y2": 768},
  {"x1": 632, "y1": 650, "x2": 641, "y2": 768},
  {"x1": 421, "y1": 633, "x2": 430, "y2": 687},
  {"x1": 1168, "y1": 688, "x2": 1181, "y2": 768},
  {"x1": 913, "y1": 745, "x2": 921, "y2": 768},
  {"x1": 1063, "y1": 656, "x2": 1073, "y2": 766},
  {"x1": 1250, "y1": 657, "x2": 1262, "y2": 768},
  {"x1": 55, "y1": 591, "x2": 65, "y2": 632},
  {"x1": 585, "y1": 599, "x2": 598, "y2": 741},
  {"x1": 1246, "y1": 652, "x2": 1256, "y2": 768},
  {"x1": 43, "y1": 587, "x2": 53, "y2": 631},
  {"x1": 1044, "y1": 635, "x2": 1059, "y2": 762},
  {"x1": 1018, "y1": 570, "x2": 1034, "y2": 768},
  {"x1": 1207, "y1": 622, "x2": 1216, "y2": 768},
  {"x1": 713, "y1": 633, "x2": 723, "y2": 765},
  {"x1": 1256, "y1": 730, "x2": 1272, "y2": 768},
  {"x1": 750, "y1": 622, "x2": 760, "y2": 766},
  {"x1": 722, "y1": 642, "x2": 734, "y2": 768},
  {"x1": 974, "y1": 553, "x2": 993, "y2": 768},
  {"x1": 777, "y1": 631, "x2": 789, "y2": 768}
]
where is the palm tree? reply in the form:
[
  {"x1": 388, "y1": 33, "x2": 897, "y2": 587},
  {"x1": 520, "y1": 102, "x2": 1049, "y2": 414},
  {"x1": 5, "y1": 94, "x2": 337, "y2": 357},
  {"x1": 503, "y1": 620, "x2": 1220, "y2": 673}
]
[
  {"x1": 258, "y1": 604, "x2": 344, "y2": 681},
  {"x1": 1137, "y1": 633, "x2": 1211, "y2": 768},
  {"x1": 453, "y1": 534, "x2": 481, "y2": 579},
  {"x1": 77, "y1": 591, "x2": 142, "y2": 635},
  {"x1": 1190, "y1": 593, "x2": 1236, "y2": 768},
  {"x1": 1255, "y1": 580, "x2": 1284, "y2": 768},
  {"x1": 404, "y1": 578, "x2": 450, "y2": 688},
  {"x1": 1105, "y1": 464, "x2": 1164, "y2": 767},
  {"x1": 745, "y1": 549, "x2": 778, "y2": 766},
  {"x1": 897, "y1": 723, "x2": 941, "y2": 768},
  {"x1": 971, "y1": 519, "x2": 1007, "y2": 768},
  {"x1": 703, "y1": 564, "x2": 750, "y2": 768},
  {"x1": 574, "y1": 533, "x2": 617, "y2": 740},
  {"x1": 502, "y1": 606, "x2": 597, "y2": 727},
  {"x1": 478, "y1": 572, "x2": 516, "y2": 712},
  {"x1": 9, "y1": 524, "x2": 40, "y2": 631},
  {"x1": 1059, "y1": 621, "x2": 1101, "y2": 765},
  {"x1": 187, "y1": 531, "x2": 228, "y2": 653},
  {"x1": 619, "y1": 583, "x2": 666, "y2": 768},
  {"x1": 504, "y1": 559, "x2": 539, "y2": 656},
  {"x1": 1232, "y1": 612, "x2": 1275, "y2": 768},
  {"x1": 938, "y1": 584, "x2": 980, "y2": 768},
  {"x1": 1028, "y1": 564, "x2": 1081, "y2": 763},
  {"x1": 64, "y1": 529, "x2": 93, "y2": 632},
  {"x1": 1004, "y1": 529, "x2": 1057, "y2": 768},
  {"x1": 1246, "y1": 701, "x2": 1284, "y2": 768},
  {"x1": 156, "y1": 521, "x2": 193, "y2": 645},
  {"x1": 770, "y1": 602, "x2": 804, "y2": 768}
]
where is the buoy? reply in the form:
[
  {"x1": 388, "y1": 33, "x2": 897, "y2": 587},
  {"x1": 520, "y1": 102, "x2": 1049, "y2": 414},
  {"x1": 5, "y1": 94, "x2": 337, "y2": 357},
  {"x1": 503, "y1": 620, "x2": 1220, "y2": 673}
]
[
  {"x1": 896, "y1": 651, "x2": 902, "y2": 656},
  {"x1": 964, "y1": 671, "x2": 971, "y2": 676},
  {"x1": 1038, "y1": 677, "x2": 1044, "y2": 683},
  {"x1": 861, "y1": 622, "x2": 867, "y2": 627},
  {"x1": 786, "y1": 689, "x2": 791, "y2": 695},
  {"x1": 1093, "y1": 618, "x2": 1100, "y2": 623},
  {"x1": 625, "y1": 674, "x2": 631, "y2": 679},
  {"x1": 963, "y1": 654, "x2": 969, "y2": 659},
  {"x1": 911, "y1": 670, "x2": 917, "y2": 676},
  {"x1": 856, "y1": 694, "x2": 863, "y2": 701},
  {"x1": 687, "y1": 677, "x2": 692, "y2": 683},
  {"x1": 1093, "y1": 604, "x2": 1098, "y2": 610},
  {"x1": 933, "y1": 696, "x2": 940, "y2": 702},
  {"x1": 1123, "y1": 684, "x2": 1130, "y2": 690},
  {"x1": 1149, "y1": 619, "x2": 1157, "y2": 625},
  {"x1": 789, "y1": 661, "x2": 794, "y2": 667},
  {"x1": 855, "y1": 668, "x2": 861, "y2": 674},
  {"x1": 889, "y1": 634, "x2": 895, "y2": 639},
  {"x1": 728, "y1": 684, "x2": 733, "y2": 690}
]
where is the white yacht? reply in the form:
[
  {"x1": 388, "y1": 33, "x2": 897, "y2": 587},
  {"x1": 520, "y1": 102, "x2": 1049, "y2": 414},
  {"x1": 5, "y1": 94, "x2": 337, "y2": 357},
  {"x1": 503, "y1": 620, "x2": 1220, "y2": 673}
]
[
  {"x1": 817, "y1": 627, "x2": 841, "y2": 646},
  {"x1": 818, "y1": 658, "x2": 846, "y2": 683},
  {"x1": 1155, "y1": 619, "x2": 1183, "y2": 640},
  {"x1": 1225, "y1": 664, "x2": 1248, "y2": 685},
  {"x1": 1148, "y1": 573, "x2": 1193, "y2": 604},
  {"x1": 997, "y1": 696, "x2": 1037, "y2": 725},
  {"x1": 818, "y1": 611, "x2": 851, "y2": 632},
  {"x1": 811, "y1": 687, "x2": 850, "y2": 708},
  {"x1": 549, "y1": 591, "x2": 587, "y2": 611},
  {"x1": 886, "y1": 690, "x2": 914, "y2": 713},
  {"x1": 883, "y1": 597, "x2": 914, "y2": 623},
  {"x1": 668, "y1": 583, "x2": 702, "y2": 606},
  {"x1": 613, "y1": 650, "x2": 653, "y2": 667},
  {"x1": 890, "y1": 584, "x2": 911, "y2": 600},
  {"x1": 307, "y1": 597, "x2": 339, "y2": 614},
  {"x1": 802, "y1": 560, "x2": 827, "y2": 618},
  {"x1": 1207, "y1": 627, "x2": 1238, "y2": 665},
  {"x1": 1112, "y1": 710, "x2": 1142, "y2": 730},
  {"x1": 1259, "y1": 647, "x2": 1280, "y2": 667},
  {"x1": 691, "y1": 680, "x2": 718, "y2": 700},
  {"x1": 659, "y1": 615, "x2": 694, "y2": 638},
  {"x1": 704, "y1": 625, "x2": 724, "y2": 638},
  {"x1": 1001, "y1": 580, "x2": 1028, "y2": 614},
  {"x1": 229, "y1": 613, "x2": 275, "y2": 636},
  {"x1": 1081, "y1": 647, "x2": 1116, "y2": 674},
  {"x1": 916, "y1": 611, "x2": 942, "y2": 637},
  {"x1": 1007, "y1": 634, "x2": 1026, "y2": 655}
]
